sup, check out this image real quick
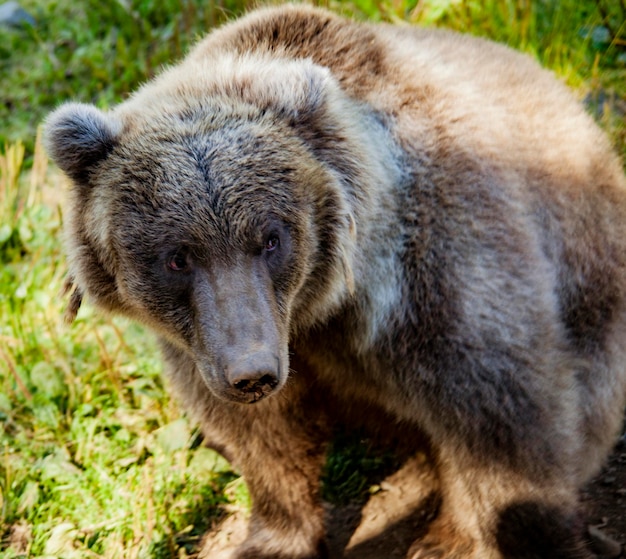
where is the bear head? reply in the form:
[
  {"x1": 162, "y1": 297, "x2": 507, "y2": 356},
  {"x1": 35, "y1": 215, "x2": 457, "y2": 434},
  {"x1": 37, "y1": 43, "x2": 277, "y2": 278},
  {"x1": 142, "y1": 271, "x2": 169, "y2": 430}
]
[{"x1": 44, "y1": 55, "x2": 372, "y2": 404}]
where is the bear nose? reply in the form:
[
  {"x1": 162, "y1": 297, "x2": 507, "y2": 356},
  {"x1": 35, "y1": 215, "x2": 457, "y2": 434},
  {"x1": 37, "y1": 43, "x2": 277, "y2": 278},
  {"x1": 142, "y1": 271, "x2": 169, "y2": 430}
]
[{"x1": 226, "y1": 351, "x2": 280, "y2": 402}]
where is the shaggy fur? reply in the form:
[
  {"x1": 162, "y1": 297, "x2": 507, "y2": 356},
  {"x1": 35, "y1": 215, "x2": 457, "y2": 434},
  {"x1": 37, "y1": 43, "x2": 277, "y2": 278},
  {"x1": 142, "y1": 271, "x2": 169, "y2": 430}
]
[{"x1": 45, "y1": 5, "x2": 626, "y2": 558}]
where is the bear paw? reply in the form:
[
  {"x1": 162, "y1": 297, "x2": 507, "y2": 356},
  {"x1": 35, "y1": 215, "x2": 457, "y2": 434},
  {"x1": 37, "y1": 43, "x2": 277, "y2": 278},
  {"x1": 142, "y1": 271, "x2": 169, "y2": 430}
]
[
  {"x1": 233, "y1": 545, "x2": 328, "y2": 559},
  {"x1": 407, "y1": 531, "x2": 478, "y2": 559},
  {"x1": 406, "y1": 540, "x2": 447, "y2": 559},
  {"x1": 232, "y1": 538, "x2": 329, "y2": 559}
]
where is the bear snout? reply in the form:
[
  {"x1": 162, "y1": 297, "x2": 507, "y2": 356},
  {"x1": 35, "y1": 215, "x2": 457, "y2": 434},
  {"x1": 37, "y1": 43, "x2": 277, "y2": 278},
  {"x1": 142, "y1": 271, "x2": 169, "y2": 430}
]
[{"x1": 224, "y1": 351, "x2": 281, "y2": 403}]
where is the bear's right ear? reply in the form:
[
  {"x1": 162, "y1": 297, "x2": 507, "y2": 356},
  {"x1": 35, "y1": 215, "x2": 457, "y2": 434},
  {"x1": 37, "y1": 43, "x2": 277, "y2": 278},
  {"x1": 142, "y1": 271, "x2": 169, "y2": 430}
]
[{"x1": 44, "y1": 103, "x2": 121, "y2": 184}]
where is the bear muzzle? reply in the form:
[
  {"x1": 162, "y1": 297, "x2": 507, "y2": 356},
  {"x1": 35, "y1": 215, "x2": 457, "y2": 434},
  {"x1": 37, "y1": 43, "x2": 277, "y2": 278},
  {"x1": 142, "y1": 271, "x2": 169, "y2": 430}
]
[
  {"x1": 224, "y1": 350, "x2": 281, "y2": 403},
  {"x1": 191, "y1": 260, "x2": 289, "y2": 404}
]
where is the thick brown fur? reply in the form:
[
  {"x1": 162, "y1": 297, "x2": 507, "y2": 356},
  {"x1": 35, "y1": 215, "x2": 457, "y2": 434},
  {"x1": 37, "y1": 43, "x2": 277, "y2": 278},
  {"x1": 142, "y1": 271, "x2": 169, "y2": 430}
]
[{"x1": 44, "y1": 5, "x2": 626, "y2": 558}]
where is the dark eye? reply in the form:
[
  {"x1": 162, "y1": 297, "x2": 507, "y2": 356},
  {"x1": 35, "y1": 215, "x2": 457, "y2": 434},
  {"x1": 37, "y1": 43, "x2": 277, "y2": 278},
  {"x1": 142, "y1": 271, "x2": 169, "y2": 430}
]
[
  {"x1": 167, "y1": 250, "x2": 190, "y2": 272},
  {"x1": 264, "y1": 234, "x2": 280, "y2": 253}
]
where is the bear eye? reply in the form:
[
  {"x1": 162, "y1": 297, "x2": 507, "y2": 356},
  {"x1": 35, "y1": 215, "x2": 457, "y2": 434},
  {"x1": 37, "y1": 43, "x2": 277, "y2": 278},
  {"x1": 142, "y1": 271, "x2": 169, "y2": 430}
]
[
  {"x1": 167, "y1": 250, "x2": 190, "y2": 272},
  {"x1": 264, "y1": 234, "x2": 280, "y2": 253}
]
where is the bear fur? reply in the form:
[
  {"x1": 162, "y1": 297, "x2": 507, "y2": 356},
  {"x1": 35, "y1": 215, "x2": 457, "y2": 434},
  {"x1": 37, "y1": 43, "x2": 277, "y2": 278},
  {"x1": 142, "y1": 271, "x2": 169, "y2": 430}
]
[{"x1": 45, "y1": 5, "x2": 626, "y2": 558}]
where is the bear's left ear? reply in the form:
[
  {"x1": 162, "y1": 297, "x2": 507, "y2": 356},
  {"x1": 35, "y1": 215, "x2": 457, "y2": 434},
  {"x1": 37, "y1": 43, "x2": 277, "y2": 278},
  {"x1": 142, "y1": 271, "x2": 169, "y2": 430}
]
[
  {"x1": 259, "y1": 59, "x2": 332, "y2": 123},
  {"x1": 44, "y1": 103, "x2": 122, "y2": 185},
  {"x1": 229, "y1": 58, "x2": 339, "y2": 129}
]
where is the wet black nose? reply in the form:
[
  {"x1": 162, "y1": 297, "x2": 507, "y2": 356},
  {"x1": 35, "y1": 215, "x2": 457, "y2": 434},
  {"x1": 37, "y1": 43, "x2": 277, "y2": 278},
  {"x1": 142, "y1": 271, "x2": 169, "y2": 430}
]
[{"x1": 226, "y1": 352, "x2": 279, "y2": 402}]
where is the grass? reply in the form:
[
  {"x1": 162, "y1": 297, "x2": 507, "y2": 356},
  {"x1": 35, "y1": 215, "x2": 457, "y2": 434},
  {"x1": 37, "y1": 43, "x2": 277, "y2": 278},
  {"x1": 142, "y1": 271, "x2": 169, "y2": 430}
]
[
  {"x1": 1, "y1": 0, "x2": 625, "y2": 557},
  {"x1": 0, "y1": 0, "x2": 250, "y2": 154},
  {"x1": 0, "y1": 133, "x2": 239, "y2": 557}
]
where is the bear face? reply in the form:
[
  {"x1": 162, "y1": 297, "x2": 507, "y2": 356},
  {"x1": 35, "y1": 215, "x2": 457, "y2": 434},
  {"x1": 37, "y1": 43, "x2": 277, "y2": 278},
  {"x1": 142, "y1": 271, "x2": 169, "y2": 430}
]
[{"x1": 45, "y1": 60, "x2": 367, "y2": 404}]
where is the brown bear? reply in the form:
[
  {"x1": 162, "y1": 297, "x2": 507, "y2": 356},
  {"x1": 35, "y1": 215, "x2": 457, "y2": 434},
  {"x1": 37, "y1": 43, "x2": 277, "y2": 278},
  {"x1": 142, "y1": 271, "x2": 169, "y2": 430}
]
[{"x1": 44, "y1": 5, "x2": 626, "y2": 559}]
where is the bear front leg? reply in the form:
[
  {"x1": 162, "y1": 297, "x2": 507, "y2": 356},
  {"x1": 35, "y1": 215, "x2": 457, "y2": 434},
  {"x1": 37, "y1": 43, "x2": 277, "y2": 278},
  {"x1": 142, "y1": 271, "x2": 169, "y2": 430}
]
[
  {"x1": 224, "y1": 395, "x2": 331, "y2": 559},
  {"x1": 162, "y1": 342, "x2": 331, "y2": 559},
  {"x1": 407, "y1": 445, "x2": 591, "y2": 559}
]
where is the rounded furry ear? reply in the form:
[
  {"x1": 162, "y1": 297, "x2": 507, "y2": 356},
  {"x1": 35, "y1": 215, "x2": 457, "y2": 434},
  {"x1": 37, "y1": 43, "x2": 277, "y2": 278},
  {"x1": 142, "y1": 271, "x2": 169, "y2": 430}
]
[
  {"x1": 259, "y1": 60, "x2": 331, "y2": 122},
  {"x1": 222, "y1": 57, "x2": 334, "y2": 125},
  {"x1": 44, "y1": 103, "x2": 121, "y2": 184}
]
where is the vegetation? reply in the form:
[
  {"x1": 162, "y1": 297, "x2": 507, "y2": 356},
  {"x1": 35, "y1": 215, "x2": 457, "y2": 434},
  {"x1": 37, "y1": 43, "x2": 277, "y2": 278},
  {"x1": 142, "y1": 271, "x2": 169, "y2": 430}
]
[{"x1": 1, "y1": 0, "x2": 624, "y2": 557}]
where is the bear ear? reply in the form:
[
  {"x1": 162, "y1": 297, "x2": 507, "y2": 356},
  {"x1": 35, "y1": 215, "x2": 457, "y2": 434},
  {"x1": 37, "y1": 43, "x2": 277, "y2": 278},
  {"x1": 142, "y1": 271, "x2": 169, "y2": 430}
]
[
  {"x1": 261, "y1": 60, "x2": 331, "y2": 122},
  {"x1": 44, "y1": 103, "x2": 121, "y2": 184},
  {"x1": 230, "y1": 58, "x2": 335, "y2": 127}
]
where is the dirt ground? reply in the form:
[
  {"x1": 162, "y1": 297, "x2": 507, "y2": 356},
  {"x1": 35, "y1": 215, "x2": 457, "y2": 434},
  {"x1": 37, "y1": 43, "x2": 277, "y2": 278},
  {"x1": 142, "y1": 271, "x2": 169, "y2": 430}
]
[
  {"x1": 200, "y1": 432, "x2": 626, "y2": 559},
  {"x1": 582, "y1": 432, "x2": 626, "y2": 557}
]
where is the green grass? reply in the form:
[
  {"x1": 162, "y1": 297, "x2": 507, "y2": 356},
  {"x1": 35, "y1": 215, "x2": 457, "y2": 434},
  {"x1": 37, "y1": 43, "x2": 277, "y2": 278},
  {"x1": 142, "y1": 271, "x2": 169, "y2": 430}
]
[
  {"x1": 1, "y1": 0, "x2": 625, "y2": 557},
  {"x1": 0, "y1": 136, "x2": 239, "y2": 557},
  {"x1": 0, "y1": 0, "x2": 250, "y2": 154}
]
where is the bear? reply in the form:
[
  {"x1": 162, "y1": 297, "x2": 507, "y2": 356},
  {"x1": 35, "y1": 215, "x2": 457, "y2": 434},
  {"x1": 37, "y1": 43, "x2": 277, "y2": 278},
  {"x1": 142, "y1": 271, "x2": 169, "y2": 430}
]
[{"x1": 44, "y1": 4, "x2": 626, "y2": 559}]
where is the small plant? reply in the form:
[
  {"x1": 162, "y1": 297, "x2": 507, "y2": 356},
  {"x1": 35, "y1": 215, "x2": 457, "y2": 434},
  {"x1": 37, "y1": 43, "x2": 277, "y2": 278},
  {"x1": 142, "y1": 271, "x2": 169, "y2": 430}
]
[{"x1": 322, "y1": 431, "x2": 401, "y2": 506}]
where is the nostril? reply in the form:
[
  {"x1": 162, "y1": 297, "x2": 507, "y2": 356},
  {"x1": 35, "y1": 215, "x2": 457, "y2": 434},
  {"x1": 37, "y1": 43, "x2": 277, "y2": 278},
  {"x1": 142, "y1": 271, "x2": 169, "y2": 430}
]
[
  {"x1": 259, "y1": 373, "x2": 278, "y2": 388},
  {"x1": 233, "y1": 378, "x2": 252, "y2": 392}
]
